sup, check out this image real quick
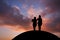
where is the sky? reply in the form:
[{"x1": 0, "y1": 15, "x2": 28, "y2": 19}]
[{"x1": 0, "y1": 0, "x2": 60, "y2": 40}]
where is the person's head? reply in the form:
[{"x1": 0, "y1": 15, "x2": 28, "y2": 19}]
[{"x1": 39, "y1": 15, "x2": 41, "y2": 18}]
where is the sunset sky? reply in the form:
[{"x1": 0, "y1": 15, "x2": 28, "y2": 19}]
[{"x1": 0, "y1": 0, "x2": 60, "y2": 40}]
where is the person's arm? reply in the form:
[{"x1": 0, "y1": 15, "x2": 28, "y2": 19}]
[
  {"x1": 37, "y1": 18, "x2": 38, "y2": 20},
  {"x1": 32, "y1": 19, "x2": 33, "y2": 22}
]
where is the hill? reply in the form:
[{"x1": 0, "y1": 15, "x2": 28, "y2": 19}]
[{"x1": 12, "y1": 31, "x2": 60, "y2": 40}]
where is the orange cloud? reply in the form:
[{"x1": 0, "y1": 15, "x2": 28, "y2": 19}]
[
  {"x1": 27, "y1": 6, "x2": 44, "y2": 18},
  {"x1": 27, "y1": 6, "x2": 35, "y2": 18},
  {"x1": 45, "y1": 7, "x2": 55, "y2": 13}
]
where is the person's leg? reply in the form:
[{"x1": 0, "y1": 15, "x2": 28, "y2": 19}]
[
  {"x1": 38, "y1": 25, "x2": 41, "y2": 31},
  {"x1": 34, "y1": 27, "x2": 35, "y2": 31},
  {"x1": 33, "y1": 25, "x2": 36, "y2": 31}
]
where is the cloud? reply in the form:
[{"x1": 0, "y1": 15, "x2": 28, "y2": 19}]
[
  {"x1": 0, "y1": 0, "x2": 31, "y2": 29},
  {"x1": 27, "y1": 5, "x2": 44, "y2": 18},
  {"x1": 0, "y1": 0, "x2": 60, "y2": 33},
  {"x1": 41, "y1": 0, "x2": 60, "y2": 32}
]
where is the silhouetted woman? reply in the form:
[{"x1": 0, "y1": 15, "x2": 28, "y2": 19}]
[
  {"x1": 37, "y1": 15, "x2": 42, "y2": 31},
  {"x1": 32, "y1": 17, "x2": 37, "y2": 31}
]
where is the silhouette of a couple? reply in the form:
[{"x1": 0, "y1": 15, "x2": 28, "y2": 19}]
[{"x1": 32, "y1": 15, "x2": 42, "y2": 31}]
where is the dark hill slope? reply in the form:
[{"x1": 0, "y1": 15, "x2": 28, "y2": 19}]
[{"x1": 12, "y1": 31, "x2": 60, "y2": 40}]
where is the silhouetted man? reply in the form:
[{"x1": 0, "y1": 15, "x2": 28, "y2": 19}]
[
  {"x1": 37, "y1": 15, "x2": 42, "y2": 31},
  {"x1": 32, "y1": 17, "x2": 37, "y2": 31}
]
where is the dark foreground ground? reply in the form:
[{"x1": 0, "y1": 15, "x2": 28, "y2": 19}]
[{"x1": 12, "y1": 30, "x2": 60, "y2": 40}]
